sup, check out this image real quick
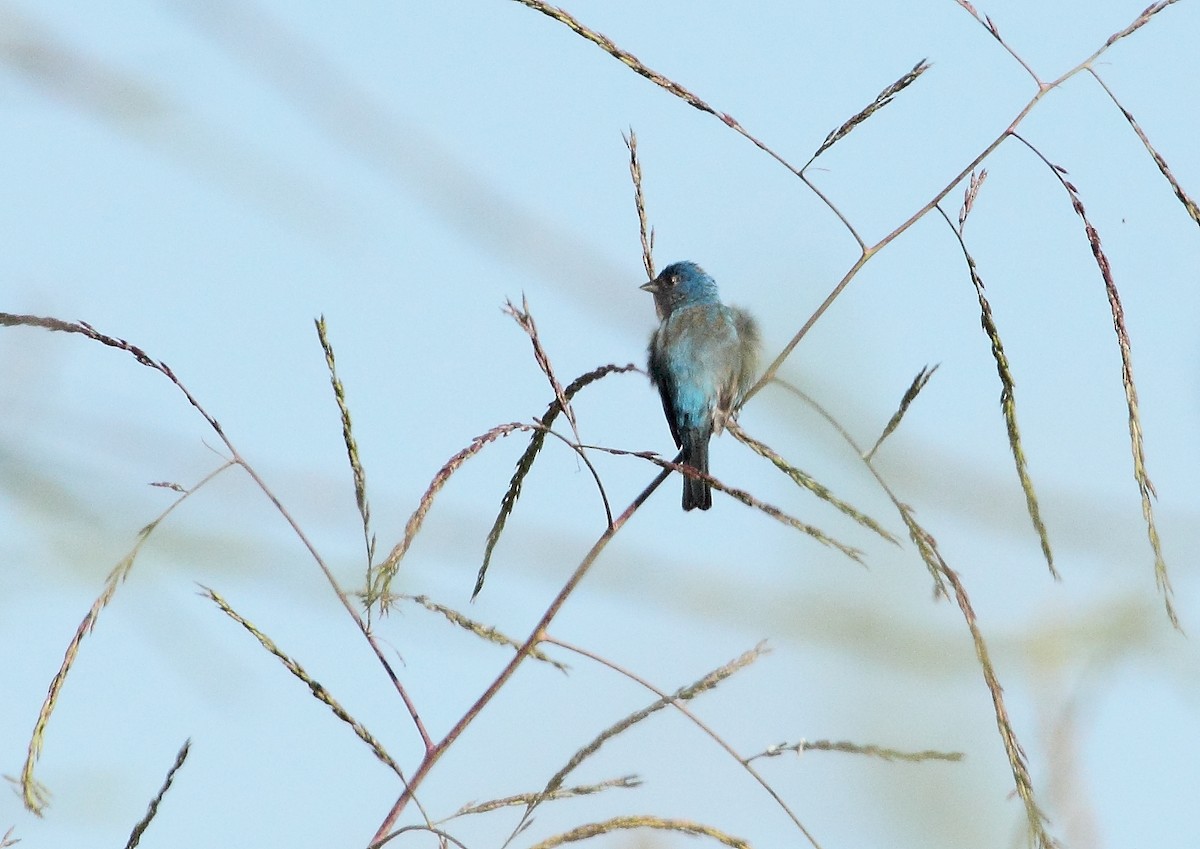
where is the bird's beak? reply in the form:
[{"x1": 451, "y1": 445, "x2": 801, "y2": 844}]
[{"x1": 639, "y1": 279, "x2": 659, "y2": 293}]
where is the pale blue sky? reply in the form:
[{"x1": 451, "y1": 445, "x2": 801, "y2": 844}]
[{"x1": 3, "y1": 2, "x2": 1198, "y2": 848}]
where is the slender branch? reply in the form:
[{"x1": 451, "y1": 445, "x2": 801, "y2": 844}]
[
  {"x1": 624, "y1": 129, "x2": 656, "y2": 281},
  {"x1": 747, "y1": 1, "x2": 1176, "y2": 396},
  {"x1": 1087, "y1": 67, "x2": 1200, "y2": 225},
  {"x1": 368, "y1": 470, "x2": 667, "y2": 845},
  {"x1": 951, "y1": 1, "x2": 1044, "y2": 86},
  {"x1": 123, "y1": 739, "x2": 191, "y2": 849},
  {"x1": 540, "y1": 425, "x2": 613, "y2": 526}
]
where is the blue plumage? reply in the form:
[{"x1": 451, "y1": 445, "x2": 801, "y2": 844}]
[{"x1": 641, "y1": 261, "x2": 760, "y2": 510}]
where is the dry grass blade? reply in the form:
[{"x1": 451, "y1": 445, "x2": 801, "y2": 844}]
[
  {"x1": 512, "y1": 0, "x2": 806, "y2": 179},
  {"x1": 572, "y1": 642, "x2": 762, "y2": 769},
  {"x1": 444, "y1": 776, "x2": 641, "y2": 821},
  {"x1": 505, "y1": 296, "x2": 579, "y2": 442},
  {"x1": 938, "y1": 563, "x2": 1056, "y2": 848},
  {"x1": 747, "y1": 738, "x2": 962, "y2": 763},
  {"x1": 18, "y1": 462, "x2": 232, "y2": 815},
  {"x1": 1106, "y1": 0, "x2": 1181, "y2": 46},
  {"x1": 370, "y1": 422, "x2": 532, "y2": 607},
  {"x1": 952, "y1": 2, "x2": 1006, "y2": 48},
  {"x1": 368, "y1": 824, "x2": 471, "y2": 849},
  {"x1": 959, "y1": 168, "x2": 988, "y2": 229},
  {"x1": 315, "y1": 316, "x2": 375, "y2": 570},
  {"x1": 1014, "y1": 135, "x2": 1177, "y2": 627},
  {"x1": 513, "y1": 1, "x2": 718, "y2": 117},
  {"x1": 768, "y1": 380, "x2": 961, "y2": 605},
  {"x1": 509, "y1": 645, "x2": 766, "y2": 841},
  {"x1": 475, "y1": 364, "x2": 639, "y2": 598},
  {"x1": 623, "y1": 130, "x2": 656, "y2": 283},
  {"x1": 951, "y1": 4, "x2": 1041, "y2": 83},
  {"x1": 201, "y1": 587, "x2": 405, "y2": 779},
  {"x1": 22, "y1": 553, "x2": 139, "y2": 814},
  {"x1": 775, "y1": 379, "x2": 956, "y2": 598},
  {"x1": 896, "y1": 503, "x2": 951, "y2": 599},
  {"x1": 728, "y1": 421, "x2": 898, "y2": 544},
  {"x1": 1089, "y1": 69, "x2": 1200, "y2": 226},
  {"x1": 811, "y1": 59, "x2": 930, "y2": 160},
  {"x1": 681, "y1": 467, "x2": 865, "y2": 563},
  {"x1": 547, "y1": 636, "x2": 823, "y2": 848},
  {"x1": 524, "y1": 816, "x2": 750, "y2": 849},
  {"x1": 0, "y1": 313, "x2": 222, "y2": 433},
  {"x1": 952, "y1": 0, "x2": 983, "y2": 23},
  {"x1": 123, "y1": 739, "x2": 190, "y2": 849},
  {"x1": 404, "y1": 595, "x2": 569, "y2": 672},
  {"x1": 938, "y1": 206, "x2": 1056, "y2": 577},
  {"x1": 803, "y1": 407, "x2": 1054, "y2": 848},
  {"x1": 816, "y1": 431, "x2": 1051, "y2": 849},
  {"x1": 864, "y1": 364, "x2": 939, "y2": 462},
  {"x1": 598, "y1": 446, "x2": 864, "y2": 562},
  {"x1": 795, "y1": 366, "x2": 1045, "y2": 825}
]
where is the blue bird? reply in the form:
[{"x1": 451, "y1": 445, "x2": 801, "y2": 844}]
[{"x1": 641, "y1": 261, "x2": 760, "y2": 510}]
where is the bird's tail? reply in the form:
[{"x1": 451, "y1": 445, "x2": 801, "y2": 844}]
[{"x1": 681, "y1": 429, "x2": 712, "y2": 511}]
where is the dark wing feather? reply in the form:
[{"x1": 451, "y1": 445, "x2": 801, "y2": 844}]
[{"x1": 647, "y1": 330, "x2": 683, "y2": 448}]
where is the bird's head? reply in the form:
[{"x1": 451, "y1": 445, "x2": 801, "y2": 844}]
[{"x1": 639, "y1": 261, "x2": 720, "y2": 316}]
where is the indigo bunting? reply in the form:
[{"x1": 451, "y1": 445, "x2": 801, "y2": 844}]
[{"x1": 641, "y1": 261, "x2": 760, "y2": 511}]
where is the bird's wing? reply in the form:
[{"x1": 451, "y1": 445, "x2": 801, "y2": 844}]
[
  {"x1": 732, "y1": 305, "x2": 761, "y2": 403},
  {"x1": 647, "y1": 329, "x2": 684, "y2": 448},
  {"x1": 705, "y1": 307, "x2": 750, "y2": 433}
]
